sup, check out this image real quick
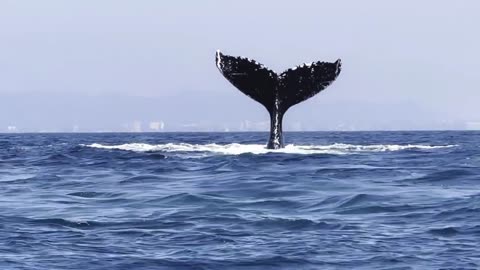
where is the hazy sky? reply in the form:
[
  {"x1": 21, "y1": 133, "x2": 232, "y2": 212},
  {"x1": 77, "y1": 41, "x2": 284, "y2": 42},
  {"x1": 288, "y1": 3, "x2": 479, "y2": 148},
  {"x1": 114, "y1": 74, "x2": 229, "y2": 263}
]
[{"x1": 0, "y1": 1, "x2": 479, "y2": 131}]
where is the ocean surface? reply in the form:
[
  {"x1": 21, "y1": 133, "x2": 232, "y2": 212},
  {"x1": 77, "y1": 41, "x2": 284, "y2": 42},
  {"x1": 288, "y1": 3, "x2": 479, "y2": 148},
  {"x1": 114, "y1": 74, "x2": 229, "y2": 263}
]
[{"x1": 1, "y1": 131, "x2": 479, "y2": 270}]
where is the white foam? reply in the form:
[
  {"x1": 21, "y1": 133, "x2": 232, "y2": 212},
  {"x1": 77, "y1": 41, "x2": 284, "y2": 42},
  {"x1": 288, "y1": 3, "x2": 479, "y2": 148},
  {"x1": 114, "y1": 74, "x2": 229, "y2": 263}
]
[
  {"x1": 215, "y1": 49, "x2": 222, "y2": 70},
  {"x1": 82, "y1": 143, "x2": 456, "y2": 156}
]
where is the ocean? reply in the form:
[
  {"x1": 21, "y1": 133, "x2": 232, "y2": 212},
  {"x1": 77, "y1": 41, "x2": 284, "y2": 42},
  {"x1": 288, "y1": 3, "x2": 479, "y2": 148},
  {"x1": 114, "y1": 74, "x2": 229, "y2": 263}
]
[{"x1": 0, "y1": 131, "x2": 479, "y2": 269}]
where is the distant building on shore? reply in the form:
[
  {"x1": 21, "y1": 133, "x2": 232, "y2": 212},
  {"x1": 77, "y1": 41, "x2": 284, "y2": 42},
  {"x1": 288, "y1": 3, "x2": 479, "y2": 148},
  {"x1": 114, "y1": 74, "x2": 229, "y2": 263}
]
[{"x1": 7, "y1": 126, "x2": 17, "y2": 132}]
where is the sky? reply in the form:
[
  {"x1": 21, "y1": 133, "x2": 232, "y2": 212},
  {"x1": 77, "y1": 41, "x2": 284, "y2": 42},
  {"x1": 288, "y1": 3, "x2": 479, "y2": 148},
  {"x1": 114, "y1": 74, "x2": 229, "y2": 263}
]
[{"x1": 0, "y1": 0, "x2": 479, "y2": 132}]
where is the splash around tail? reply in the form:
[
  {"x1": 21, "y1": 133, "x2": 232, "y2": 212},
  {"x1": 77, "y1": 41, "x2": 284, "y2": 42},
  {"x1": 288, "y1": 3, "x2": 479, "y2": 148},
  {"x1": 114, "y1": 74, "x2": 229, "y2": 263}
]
[
  {"x1": 215, "y1": 50, "x2": 342, "y2": 149},
  {"x1": 84, "y1": 142, "x2": 456, "y2": 156}
]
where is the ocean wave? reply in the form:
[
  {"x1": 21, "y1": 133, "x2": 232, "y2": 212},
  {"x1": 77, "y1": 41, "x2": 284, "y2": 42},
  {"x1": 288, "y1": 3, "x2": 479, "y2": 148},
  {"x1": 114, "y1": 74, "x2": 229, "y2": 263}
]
[{"x1": 82, "y1": 142, "x2": 456, "y2": 155}]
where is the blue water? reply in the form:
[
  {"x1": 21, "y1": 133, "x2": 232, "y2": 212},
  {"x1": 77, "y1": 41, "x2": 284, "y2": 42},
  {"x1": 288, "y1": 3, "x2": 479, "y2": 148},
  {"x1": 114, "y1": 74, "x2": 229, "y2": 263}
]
[{"x1": 1, "y1": 131, "x2": 479, "y2": 269}]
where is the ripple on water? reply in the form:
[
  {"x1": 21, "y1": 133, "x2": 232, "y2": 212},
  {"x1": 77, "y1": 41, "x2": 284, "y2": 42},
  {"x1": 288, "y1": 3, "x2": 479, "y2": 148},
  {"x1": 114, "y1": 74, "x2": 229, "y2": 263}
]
[{"x1": 0, "y1": 132, "x2": 478, "y2": 269}]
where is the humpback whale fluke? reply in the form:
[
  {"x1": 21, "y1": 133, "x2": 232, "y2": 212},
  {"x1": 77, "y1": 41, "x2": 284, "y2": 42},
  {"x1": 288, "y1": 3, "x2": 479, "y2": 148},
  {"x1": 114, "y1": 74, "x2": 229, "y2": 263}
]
[{"x1": 215, "y1": 50, "x2": 341, "y2": 149}]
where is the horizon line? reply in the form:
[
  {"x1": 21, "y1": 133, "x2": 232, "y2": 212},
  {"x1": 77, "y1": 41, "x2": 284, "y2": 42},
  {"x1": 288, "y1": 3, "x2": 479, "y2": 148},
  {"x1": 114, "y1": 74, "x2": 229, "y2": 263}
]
[{"x1": 1, "y1": 129, "x2": 479, "y2": 135}]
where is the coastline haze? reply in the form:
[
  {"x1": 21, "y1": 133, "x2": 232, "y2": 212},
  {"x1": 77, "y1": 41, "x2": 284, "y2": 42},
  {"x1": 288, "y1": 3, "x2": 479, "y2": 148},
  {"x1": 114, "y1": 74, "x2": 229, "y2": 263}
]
[{"x1": 1, "y1": 1, "x2": 479, "y2": 132}]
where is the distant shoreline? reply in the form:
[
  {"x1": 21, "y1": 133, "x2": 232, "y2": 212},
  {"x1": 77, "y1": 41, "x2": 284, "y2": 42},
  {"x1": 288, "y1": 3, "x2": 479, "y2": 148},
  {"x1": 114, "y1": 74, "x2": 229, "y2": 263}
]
[{"x1": 1, "y1": 129, "x2": 479, "y2": 135}]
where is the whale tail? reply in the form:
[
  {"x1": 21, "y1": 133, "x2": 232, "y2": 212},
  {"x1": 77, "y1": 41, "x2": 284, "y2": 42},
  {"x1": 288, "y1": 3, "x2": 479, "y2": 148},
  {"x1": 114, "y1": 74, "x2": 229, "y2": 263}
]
[{"x1": 215, "y1": 50, "x2": 341, "y2": 149}]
